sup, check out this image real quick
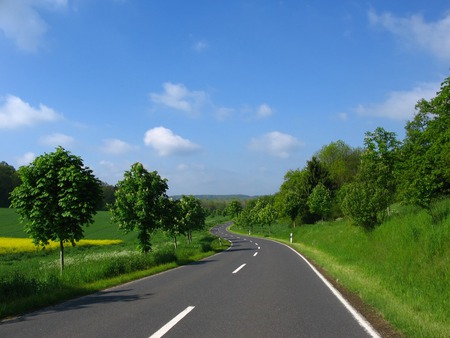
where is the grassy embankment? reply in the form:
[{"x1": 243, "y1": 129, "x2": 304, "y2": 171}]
[
  {"x1": 0, "y1": 208, "x2": 230, "y2": 320},
  {"x1": 232, "y1": 199, "x2": 450, "y2": 338}
]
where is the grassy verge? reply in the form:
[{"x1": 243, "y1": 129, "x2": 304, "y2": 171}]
[
  {"x1": 232, "y1": 199, "x2": 450, "y2": 338},
  {"x1": 0, "y1": 210, "x2": 230, "y2": 320}
]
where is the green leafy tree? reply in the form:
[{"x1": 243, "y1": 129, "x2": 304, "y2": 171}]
[
  {"x1": 307, "y1": 183, "x2": 331, "y2": 221},
  {"x1": 254, "y1": 199, "x2": 277, "y2": 236},
  {"x1": 111, "y1": 162, "x2": 168, "y2": 253},
  {"x1": 399, "y1": 76, "x2": 450, "y2": 216},
  {"x1": 178, "y1": 195, "x2": 206, "y2": 244},
  {"x1": 227, "y1": 200, "x2": 243, "y2": 218},
  {"x1": 315, "y1": 140, "x2": 361, "y2": 189},
  {"x1": 340, "y1": 127, "x2": 399, "y2": 229},
  {"x1": 162, "y1": 199, "x2": 183, "y2": 249},
  {"x1": 276, "y1": 169, "x2": 310, "y2": 225},
  {"x1": 362, "y1": 127, "x2": 401, "y2": 209},
  {"x1": 10, "y1": 147, "x2": 102, "y2": 273},
  {"x1": 0, "y1": 161, "x2": 20, "y2": 207}
]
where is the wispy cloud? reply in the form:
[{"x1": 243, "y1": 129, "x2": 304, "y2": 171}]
[
  {"x1": 16, "y1": 152, "x2": 36, "y2": 166},
  {"x1": 0, "y1": 95, "x2": 62, "y2": 129},
  {"x1": 143, "y1": 126, "x2": 201, "y2": 156},
  {"x1": 101, "y1": 138, "x2": 136, "y2": 155},
  {"x1": 193, "y1": 40, "x2": 208, "y2": 52},
  {"x1": 356, "y1": 82, "x2": 439, "y2": 120},
  {"x1": 248, "y1": 131, "x2": 304, "y2": 158},
  {"x1": 0, "y1": 0, "x2": 68, "y2": 52},
  {"x1": 256, "y1": 103, "x2": 274, "y2": 119},
  {"x1": 149, "y1": 82, "x2": 208, "y2": 117},
  {"x1": 368, "y1": 9, "x2": 450, "y2": 61},
  {"x1": 39, "y1": 133, "x2": 75, "y2": 147}
]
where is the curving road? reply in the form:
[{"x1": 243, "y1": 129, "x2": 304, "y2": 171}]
[{"x1": 0, "y1": 223, "x2": 380, "y2": 337}]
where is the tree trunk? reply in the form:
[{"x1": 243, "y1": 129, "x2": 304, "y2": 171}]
[
  {"x1": 173, "y1": 235, "x2": 178, "y2": 249},
  {"x1": 59, "y1": 240, "x2": 64, "y2": 275}
]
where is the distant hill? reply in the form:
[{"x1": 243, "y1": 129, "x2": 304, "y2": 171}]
[{"x1": 170, "y1": 194, "x2": 257, "y2": 201}]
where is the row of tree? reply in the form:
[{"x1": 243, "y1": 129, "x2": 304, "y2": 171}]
[
  {"x1": 10, "y1": 149, "x2": 206, "y2": 273},
  {"x1": 236, "y1": 76, "x2": 449, "y2": 230}
]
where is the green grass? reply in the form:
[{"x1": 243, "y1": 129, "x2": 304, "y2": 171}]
[
  {"x1": 0, "y1": 209, "x2": 231, "y2": 319},
  {"x1": 232, "y1": 199, "x2": 450, "y2": 338}
]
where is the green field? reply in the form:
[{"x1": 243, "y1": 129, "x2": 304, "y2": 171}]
[
  {"x1": 232, "y1": 199, "x2": 450, "y2": 337},
  {"x1": 0, "y1": 208, "x2": 230, "y2": 319}
]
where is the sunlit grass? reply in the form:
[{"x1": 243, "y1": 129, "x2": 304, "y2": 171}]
[
  {"x1": 232, "y1": 198, "x2": 450, "y2": 338},
  {"x1": 0, "y1": 237, "x2": 122, "y2": 254}
]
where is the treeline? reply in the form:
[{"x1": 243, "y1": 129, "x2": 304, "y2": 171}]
[
  {"x1": 236, "y1": 76, "x2": 449, "y2": 230},
  {"x1": 1, "y1": 162, "x2": 252, "y2": 215}
]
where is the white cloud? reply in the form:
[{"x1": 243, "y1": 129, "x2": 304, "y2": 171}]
[
  {"x1": 0, "y1": 95, "x2": 62, "y2": 129},
  {"x1": 193, "y1": 40, "x2": 208, "y2": 52},
  {"x1": 143, "y1": 126, "x2": 201, "y2": 156},
  {"x1": 16, "y1": 152, "x2": 36, "y2": 166},
  {"x1": 248, "y1": 131, "x2": 304, "y2": 158},
  {"x1": 215, "y1": 107, "x2": 234, "y2": 121},
  {"x1": 368, "y1": 9, "x2": 450, "y2": 61},
  {"x1": 0, "y1": 0, "x2": 67, "y2": 52},
  {"x1": 40, "y1": 132, "x2": 75, "y2": 147},
  {"x1": 356, "y1": 82, "x2": 439, "y2": 120},
  {"x1": 101, "y1": 138, "x2": 135, "y2": 155},
  {"x1": 256, "y1": 103, "x2": 274, "y2": 119},
  {"x1": 149, "y1": 82, "x2": 208, "y2": 116}
]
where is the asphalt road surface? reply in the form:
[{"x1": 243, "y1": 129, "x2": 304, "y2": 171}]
[{"x1": 0, "y1": 223, "x2": 380, "y2": 337}]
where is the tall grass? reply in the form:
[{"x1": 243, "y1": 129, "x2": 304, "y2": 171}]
[{"x1": 233, "y1": 199, "x2": 450, "y2": 337}]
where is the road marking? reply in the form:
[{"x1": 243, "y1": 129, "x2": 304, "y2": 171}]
[
  {"x1": 149, "y1": 306, "x2": 195, "y2": 338},
  {"x1": 232, "y1": 263, "x2": 246, "y2": 274},
  {"x1": 253, "y1": 252, "x2": 258, "y2": 257},
  {"x1": 258, "y1": 247, "x2": 260, "y2": 250},
  {"x1": 255, "y1": 243, "x2": 258, "y2": 246},
  {"x1": 282, "y1": 244, "x2": 381, "y2": 338}
]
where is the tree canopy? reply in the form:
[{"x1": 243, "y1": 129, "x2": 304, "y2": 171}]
[
  {"x1": 10, "y1": 147, "x2": 102, "y2": 273},
  {"x1": 111, "y1": 162, "x2": 169, "y2": 253}
]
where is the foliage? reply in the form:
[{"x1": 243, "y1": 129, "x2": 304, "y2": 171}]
[
  {"x1": 110, "y1": 162, "x2": 168, "y2": 253},
  {"x1": 307, "y1": 182, "x2": 331, "y2": 221},
  {"x1": 340, "y1": 127, "x2": 400, "y2": 229},
  {"x1": 178, "y1": 195, "x2": 207, "y2": 244},
  {"x1": 10, "y1": 147, "x2": 102, "y2": 273},
  {"x1": 315, "y1": 140, "x2": 361, "y2": 189},
  {"x1": 341, "y1": 181, "x2": 389, "y2": 229},
  {"x1": 227, "y1": 200, "x2": 243, "y2": 218},
  {"x1": 398, "y1": 76, "x2": 450, "y2": 215},
  {"x1": 0, "y1": 161, "x2": 20, "y2": 208},
  {"x1": 233, "y1": 198, "x2": 450, "y2": 338}
]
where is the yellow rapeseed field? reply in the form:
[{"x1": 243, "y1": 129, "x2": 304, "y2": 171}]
[{"x1": 0, "y1": 237, "x2": 122, "y2": 254}]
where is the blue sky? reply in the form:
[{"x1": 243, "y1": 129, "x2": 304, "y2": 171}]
[{"x1": 0, "y1": 0, "x2": 449, "y2": 196}]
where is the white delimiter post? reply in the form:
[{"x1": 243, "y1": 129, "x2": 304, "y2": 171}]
[{"x1": 290, "y1": 233, "x2": 293, "y2": 244}]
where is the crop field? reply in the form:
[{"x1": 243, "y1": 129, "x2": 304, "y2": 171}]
[{"x1": 0, "y1": 208, "x2": 229, "y2": 319}]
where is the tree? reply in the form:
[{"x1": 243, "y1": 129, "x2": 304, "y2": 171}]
[
  {"x1": 340, "y1": 127, "x2": 400, "y2": 229},
  {"x1": 162, "y1": 199, "x2": 183, "y2": 249},
  {"x1": 315, "y1": 140, "x2": 361, "y2": 189},
  {"x1": 276, "y1": 169, "x2": 310, "y2": 225},
  {"x1": 97, "y1": 181, "x2": 116, "y2": 211},
  {"x1": 254, "y1": 198, "x2": 277, "y2": 236},
  {"x1": 398, "y1": 76, "x2": 450, "y2": 216},
  {"x1": 0, "y1": 162, "x2": 20, "y2": 207},
  {"x1": 111, "y1": 162, "x2": 168, "y2": 253},
  {"x1": 178, "y1": 195, "x2": 206, "y2": 244},
  {"x1": 10, "y1": 147, "x2": 102, "y2": 273},
  {"x1": 227, "y1": 200, "x2": 243, "y2": 218},
  {"x1": 307, "y1": 183, "x2": 331, "y2": 221},
  {"x1": 362, "y1": 127, "x2": 401, "y2": 209}
]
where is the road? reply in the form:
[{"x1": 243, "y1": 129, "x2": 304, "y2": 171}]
[{"x1": 0, "y1": 223, "x2": 380, "y2": 337}]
